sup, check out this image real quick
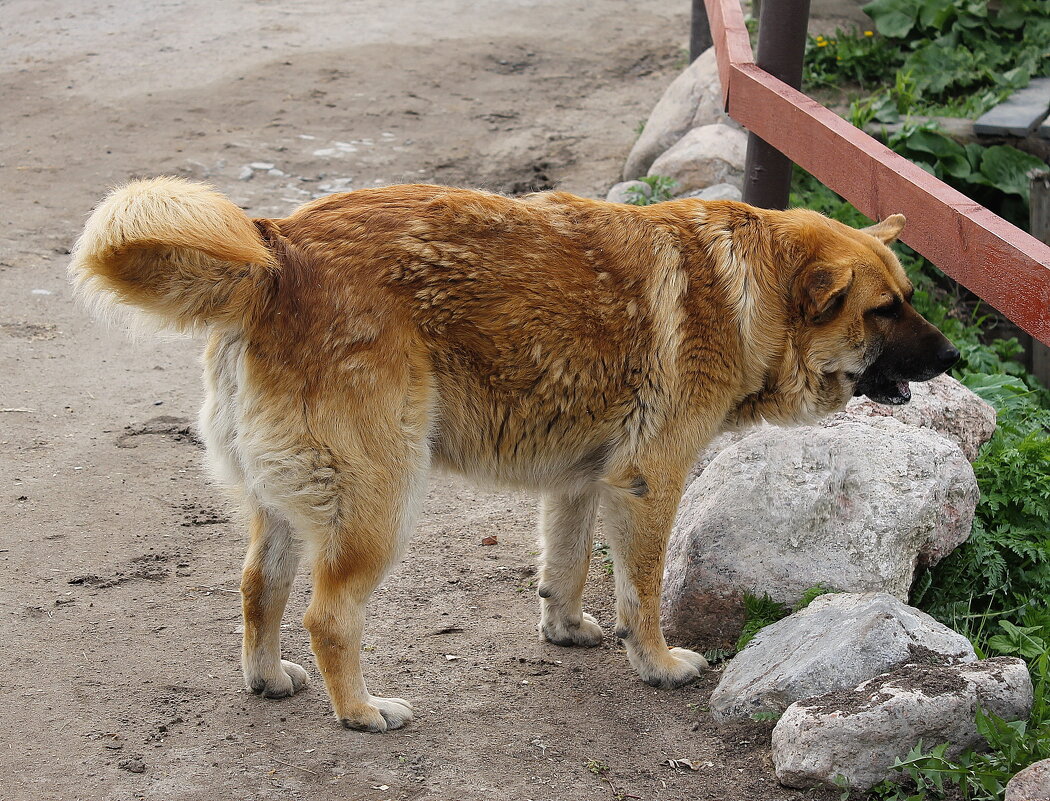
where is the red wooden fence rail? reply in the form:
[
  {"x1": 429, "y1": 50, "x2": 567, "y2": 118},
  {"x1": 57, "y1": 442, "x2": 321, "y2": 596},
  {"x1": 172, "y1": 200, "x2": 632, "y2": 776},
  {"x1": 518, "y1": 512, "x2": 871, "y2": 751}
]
[{"x1": 703, "y1": 0, "x2": 1050, "y2": 345}]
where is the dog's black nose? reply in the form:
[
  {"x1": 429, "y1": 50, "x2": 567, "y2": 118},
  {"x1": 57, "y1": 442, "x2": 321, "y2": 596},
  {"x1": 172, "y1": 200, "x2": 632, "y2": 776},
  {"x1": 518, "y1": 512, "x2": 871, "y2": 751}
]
[{"x1": 938, "y1": 342, "x2": 960, "y2": 370}]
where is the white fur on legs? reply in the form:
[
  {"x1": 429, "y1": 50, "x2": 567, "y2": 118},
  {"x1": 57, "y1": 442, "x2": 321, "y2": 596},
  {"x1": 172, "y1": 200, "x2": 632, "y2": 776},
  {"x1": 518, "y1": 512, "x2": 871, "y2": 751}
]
[
  {"x1": 240, "y1": 509, "x2": 308, "y2": 698},
  {"x1": 536, "y1": 488, "x2": 604, "y2": 647}
]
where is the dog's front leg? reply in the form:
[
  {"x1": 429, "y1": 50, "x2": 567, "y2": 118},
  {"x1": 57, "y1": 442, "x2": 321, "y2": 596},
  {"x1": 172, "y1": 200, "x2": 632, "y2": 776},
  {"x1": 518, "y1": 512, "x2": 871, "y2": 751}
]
[
  {"x1": 603, "y1": 476, "x2": 708, "y2": 688},
  {"x1": 537, "y1": 486, "x2": 604, "y2": 647}
]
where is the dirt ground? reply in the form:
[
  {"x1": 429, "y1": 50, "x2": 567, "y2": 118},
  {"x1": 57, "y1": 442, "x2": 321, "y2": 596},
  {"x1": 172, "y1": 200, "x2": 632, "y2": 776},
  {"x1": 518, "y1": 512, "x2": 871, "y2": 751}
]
[{"x1": 2, "y1": 2, "x2": 862, "y2": 799}]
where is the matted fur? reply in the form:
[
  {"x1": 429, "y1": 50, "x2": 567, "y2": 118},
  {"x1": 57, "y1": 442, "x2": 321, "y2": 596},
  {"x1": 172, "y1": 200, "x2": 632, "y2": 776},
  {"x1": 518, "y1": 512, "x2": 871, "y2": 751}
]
[{"x1": 71, "y1": 178, "x2": 954, "y2": 732}]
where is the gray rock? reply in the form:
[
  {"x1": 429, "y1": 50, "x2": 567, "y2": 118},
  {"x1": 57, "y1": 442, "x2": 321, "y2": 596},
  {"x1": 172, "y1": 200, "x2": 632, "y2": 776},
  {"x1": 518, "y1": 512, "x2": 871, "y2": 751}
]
[
  {"x1": 710, "y1": 592, "x2": 975, "y2": 721},
  {"x1": 606, "y1": 180, "x2": 652, "y2": 204},
  {"x1": 663, "y1": 420, "x2": 978, "y2": 647},
  {"x1": 623, "y1": 47, "x2": 731, "y2": 180},
  {"x1": 677, "y1": 182, "x2": 743, "y2": 202},
  {"x1": 647, "y1": 123, "x2": 748, "y2": 196},
  {"x1": 690, "y1": 375, "x2": 995, "y2": 484},
  {"x1": 773, "y1": 658, "x2": 1034, "y2": 791},
  {"x1": 688, "y1": 426, "x2": 767, "y2": 482},
  {"x1": 1006, "y1": 757, "x2": 1050, "y2": 800},
  {"x1": 238, "y1": 165, "x2": 254, "y2": 181},
  {"x1": 829, "y1": 374, "x2": 997, "y2": 462}
]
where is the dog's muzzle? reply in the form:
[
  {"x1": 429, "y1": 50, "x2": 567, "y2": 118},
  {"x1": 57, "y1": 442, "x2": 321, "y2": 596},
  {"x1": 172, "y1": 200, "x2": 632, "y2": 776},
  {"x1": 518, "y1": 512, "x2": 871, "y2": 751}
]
[{"x1": 853, "y1": 340, "x2": 960, "y2": 405}]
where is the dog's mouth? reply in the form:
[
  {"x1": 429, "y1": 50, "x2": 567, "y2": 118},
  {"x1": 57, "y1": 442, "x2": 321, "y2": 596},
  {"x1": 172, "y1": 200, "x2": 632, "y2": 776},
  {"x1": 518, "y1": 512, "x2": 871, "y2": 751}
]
[{"x1": 851, "y1": 368, "x2": 911, "y2": 405}]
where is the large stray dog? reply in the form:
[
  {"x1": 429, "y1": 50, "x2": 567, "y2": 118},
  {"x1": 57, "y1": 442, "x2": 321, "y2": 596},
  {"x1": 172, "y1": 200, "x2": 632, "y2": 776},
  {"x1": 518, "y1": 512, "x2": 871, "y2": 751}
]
[{"x1": 71, "y1": 178, "x2": 959, "y2": 732}]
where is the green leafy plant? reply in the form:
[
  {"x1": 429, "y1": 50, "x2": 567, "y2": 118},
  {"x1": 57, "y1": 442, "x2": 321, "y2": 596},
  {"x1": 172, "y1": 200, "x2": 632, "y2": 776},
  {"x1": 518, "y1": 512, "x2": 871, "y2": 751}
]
[
  {"x1": 804, "y1": 0, "x2": 1050, "y2": 118},
  {"x1": 885, "y1": 122, "x2": 1045, "y2": 226},
  {"x1": 624, "y1": 175, "x2": 678, "y2": 206},
  {"x1": 735, "y1": 584, "x2": 836, "y2": 651}
]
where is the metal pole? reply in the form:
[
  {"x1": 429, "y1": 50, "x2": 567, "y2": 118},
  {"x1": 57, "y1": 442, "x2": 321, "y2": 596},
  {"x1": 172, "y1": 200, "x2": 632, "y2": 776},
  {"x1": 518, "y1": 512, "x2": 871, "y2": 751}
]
[
  {"x1": 690, "y1": 0, "x2": 713, "y2": 62},
  {"x1": 741, "y1": 0, "x2": 812, "y2": 209}
]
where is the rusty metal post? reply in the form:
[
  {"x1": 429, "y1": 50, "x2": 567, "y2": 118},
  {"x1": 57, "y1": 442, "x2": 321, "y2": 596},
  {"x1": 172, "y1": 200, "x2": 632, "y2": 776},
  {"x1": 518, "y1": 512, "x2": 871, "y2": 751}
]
[
  {"x1": 741, "y1": 0, "x2": 812, "y2": 209},
  {"x1": 690, "y1": 0, "x2": 713, "y2": 61}
]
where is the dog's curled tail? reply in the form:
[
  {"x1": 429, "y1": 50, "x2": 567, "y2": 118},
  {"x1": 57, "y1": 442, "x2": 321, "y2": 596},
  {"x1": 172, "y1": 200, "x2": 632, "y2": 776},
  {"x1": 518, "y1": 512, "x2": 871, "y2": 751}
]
[{"x1": 69, "y1": 176, "x2": 277, "y2": 332}]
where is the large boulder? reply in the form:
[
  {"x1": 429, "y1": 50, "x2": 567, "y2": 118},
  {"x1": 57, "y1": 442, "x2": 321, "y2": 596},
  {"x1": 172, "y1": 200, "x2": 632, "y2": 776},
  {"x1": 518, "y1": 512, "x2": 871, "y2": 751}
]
[
  {"x1": 829, "y1": 374, "x2": 997, "y2": 462},
  {"x1": 709, "y1": 592, "x2": 975, "y2": 721},
  {"x1": 773, "y1": 658, "x2": 1034, "y2": 791},
  {"x1": 662, "y1": 420, "x2": 978, "y2": 647},
  {"x1": 1006, "y1": 758, "x2": 1050, "y2": 800},
  {"x1": 690, "y1": 375, "x2": 994, "y2": 483},
  {"x1": 646, "y1": 123, "x2": 748, "y2": 197},
  {"x1": 623, "y1": 47, "x2": 731, "y2": 180}
]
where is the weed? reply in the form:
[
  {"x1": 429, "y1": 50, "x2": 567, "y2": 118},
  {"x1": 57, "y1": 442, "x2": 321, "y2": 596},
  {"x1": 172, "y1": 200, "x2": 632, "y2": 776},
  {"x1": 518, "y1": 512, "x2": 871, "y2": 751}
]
[
  {"x1": 750, "y1": 709, "x2": 781, "y2": 722},
  {"x1": 624, "y1": 174, "x2": 678, "y2": 206},
  {"x1": 593, "y1": 542, "x2": 615, "y2": 576},
  {"x1": 735, "y1": 584, "x2": 836, "y2": 651},
  {"x1": 586, "y1": 759, "x2": 609, "y2": 777}
]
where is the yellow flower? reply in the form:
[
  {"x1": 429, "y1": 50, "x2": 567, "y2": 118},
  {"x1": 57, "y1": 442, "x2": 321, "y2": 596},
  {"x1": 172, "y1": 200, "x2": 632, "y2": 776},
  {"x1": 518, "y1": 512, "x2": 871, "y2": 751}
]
[
  {"x1": 817, "y1": 40, "x2": 828, "y2": 47},
  {"x1": 865, "y1": 30, "x2": 874, "y2": 36}
]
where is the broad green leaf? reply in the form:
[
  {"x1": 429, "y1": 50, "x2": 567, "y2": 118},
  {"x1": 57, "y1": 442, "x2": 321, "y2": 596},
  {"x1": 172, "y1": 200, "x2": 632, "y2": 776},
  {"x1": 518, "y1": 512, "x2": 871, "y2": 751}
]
[
  {"x1": 919, "y1": 0, "x2": 956, "y2": 30},
  {"x1": 979, "y1": 145, "x2": 1047, "y2": 197},
  {"x1": 863, "y1": 0, "x2": 923, "y2": 37}
]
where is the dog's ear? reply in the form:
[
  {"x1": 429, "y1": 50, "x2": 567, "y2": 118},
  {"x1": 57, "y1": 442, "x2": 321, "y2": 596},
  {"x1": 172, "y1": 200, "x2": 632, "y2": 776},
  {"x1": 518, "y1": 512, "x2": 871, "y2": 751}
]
[
  {"x1": 798, "y1": 262, "x2": 854, "y2": 324},
  {"x1": 862, "y1": 214, "x2": 906, "y2": 244}
]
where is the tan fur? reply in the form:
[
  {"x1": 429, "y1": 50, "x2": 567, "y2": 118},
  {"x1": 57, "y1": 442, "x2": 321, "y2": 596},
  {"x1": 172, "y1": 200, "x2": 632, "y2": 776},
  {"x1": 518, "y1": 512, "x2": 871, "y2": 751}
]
[{"x1": 71, "y1": 178, "x2": 951, "y2": 732}]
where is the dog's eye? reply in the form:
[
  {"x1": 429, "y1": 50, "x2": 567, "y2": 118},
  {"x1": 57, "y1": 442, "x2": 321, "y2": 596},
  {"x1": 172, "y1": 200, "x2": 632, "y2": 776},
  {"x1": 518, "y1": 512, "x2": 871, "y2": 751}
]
[{"x1": 869, "y1": 298, "x2": 901, "y2": 319}]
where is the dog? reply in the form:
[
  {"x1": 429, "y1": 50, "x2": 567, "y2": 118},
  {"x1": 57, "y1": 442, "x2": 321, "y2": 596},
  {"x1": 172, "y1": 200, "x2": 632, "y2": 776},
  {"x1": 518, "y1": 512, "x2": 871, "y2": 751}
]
[{"x1": 70, "y1": 178, "x2": 959, "y2": 732}]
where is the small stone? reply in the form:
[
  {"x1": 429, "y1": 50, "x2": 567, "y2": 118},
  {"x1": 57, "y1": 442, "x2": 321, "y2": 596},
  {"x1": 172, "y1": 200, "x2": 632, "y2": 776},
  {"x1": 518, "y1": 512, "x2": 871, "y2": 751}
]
[
  {"x1": 249, "y1": 161, "x2": 275, "y2": 170},
  {"x1": 676, "y1": 182, "x2": 743, "y2": 202},
  {"x1": 647, "y1": 123, "x2": 748, "y2": 197},
  {"x1": 118, "y1": 757, "x2": 146, "y2": 774},
  {"x1": 623, "y1": 47, "x2": 732, "y2": 180},
  {"x1": 238, "y1": 166, "x2": 253, "y2": 181},
  {"x1": 827, "y1": 373, "x2": 997, "y2": 462}
]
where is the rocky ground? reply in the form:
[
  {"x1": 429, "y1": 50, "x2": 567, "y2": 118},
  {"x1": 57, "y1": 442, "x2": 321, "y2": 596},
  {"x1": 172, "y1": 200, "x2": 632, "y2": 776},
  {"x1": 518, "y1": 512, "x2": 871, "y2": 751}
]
[{"x1": 2, "y1": 2, "x2": 862, "y2": 799}]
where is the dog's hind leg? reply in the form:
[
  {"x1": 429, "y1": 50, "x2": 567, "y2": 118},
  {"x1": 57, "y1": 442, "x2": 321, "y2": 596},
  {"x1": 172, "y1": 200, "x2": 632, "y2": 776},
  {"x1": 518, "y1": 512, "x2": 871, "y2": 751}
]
[
  {"x1": 603, "y1": 471, "x2": 708, "y2": 689},
  {"x1": 301, "y1": 438, "x2": 429, "y2": 733},
  {"x1": 240, "y1": 507, "x2": 307, "y2": 698},
  {"x1": 537, "y1": 487, "x2": 604, "y2": 647}
]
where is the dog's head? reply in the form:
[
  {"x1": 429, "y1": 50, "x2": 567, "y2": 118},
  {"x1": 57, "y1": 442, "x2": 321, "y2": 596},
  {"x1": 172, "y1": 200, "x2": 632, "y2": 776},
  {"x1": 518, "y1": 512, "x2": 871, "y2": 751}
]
[{"x1": 788, "y1": 211, "x2": 959, "y2": 410}]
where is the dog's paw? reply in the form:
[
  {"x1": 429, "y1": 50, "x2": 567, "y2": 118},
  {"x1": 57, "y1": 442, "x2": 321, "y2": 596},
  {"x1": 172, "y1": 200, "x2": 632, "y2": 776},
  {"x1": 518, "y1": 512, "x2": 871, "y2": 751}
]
[
  {"x1": 246, "y1": 659, "x2": 309, "y2": 699},
  {"x1": 338, "y1": 696, "x2": 414, "y2": 733},
  {"x1": 540, "y1": 612, "x2": 604, "y2": 647},
  {"x1": 635, "y1": 647, "x2": 708, "y2": 689}
]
